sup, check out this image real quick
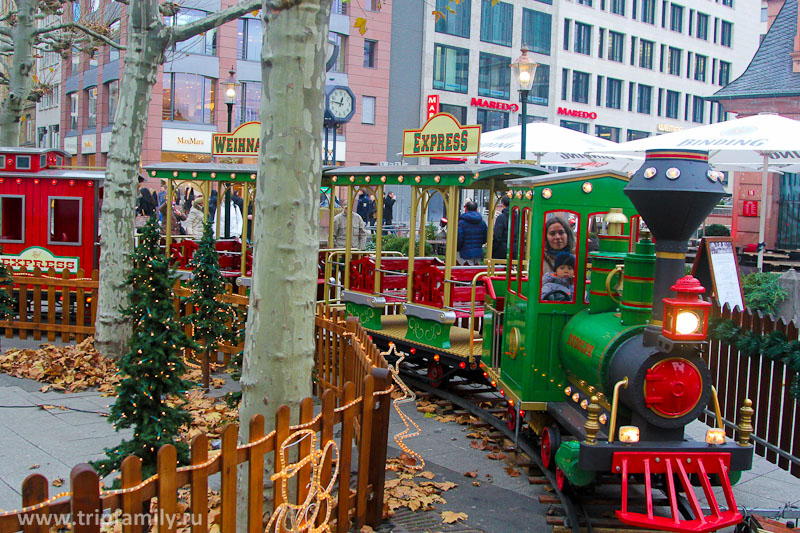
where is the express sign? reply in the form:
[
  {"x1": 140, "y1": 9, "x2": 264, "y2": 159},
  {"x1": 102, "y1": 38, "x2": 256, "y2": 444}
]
[
  {"x1": 470, "y1": 98, "x2": 519, "y2": 113},
  {"x1": 402, "y1": 113, "x2": 481, "y2": 157},
  {"x1": 557, "y1": 107, "x2": 598, "y2": 120}
]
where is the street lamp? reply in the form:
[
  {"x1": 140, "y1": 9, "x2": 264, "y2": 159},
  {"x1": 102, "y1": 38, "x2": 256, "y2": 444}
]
[
  {"x1": 222, "y1": 67, "x2": 239, "y2": 133},
  {"x1": 510, "y1": 46, "x2": 538, "y2": 161}
]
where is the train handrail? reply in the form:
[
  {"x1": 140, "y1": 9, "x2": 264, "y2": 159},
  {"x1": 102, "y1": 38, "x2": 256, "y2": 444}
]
[
  {"x1": 608, "y1": 377, "x2": 629, "y2": 443},
  {"x1": 469, "y1": 271, "x2": 493, "y2": 362},
  {"x1": 322, "y1": 250, "x2": 404, "y2": 305}
]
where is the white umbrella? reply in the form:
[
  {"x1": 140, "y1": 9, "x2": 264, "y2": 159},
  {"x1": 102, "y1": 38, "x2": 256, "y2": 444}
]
[
  {"x1": 478, "y1": 122, "x2": 640, "y2": 172},
  {"x1": 601, "y1": 113, "x2": 800, "y2": 270}
]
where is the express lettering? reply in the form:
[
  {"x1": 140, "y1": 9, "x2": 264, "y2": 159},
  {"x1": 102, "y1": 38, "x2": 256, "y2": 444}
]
[
  {"x1": 413, "y1": 131, "x2": 469, "y2": 153},
  {"x1": 567, "y1": 334, "x2": 595, "y2": 358}
]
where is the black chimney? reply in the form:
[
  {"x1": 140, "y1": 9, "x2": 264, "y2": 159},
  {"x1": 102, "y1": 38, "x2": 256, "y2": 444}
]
[{"x1": 624, "y1": 150, "x2": 727, "y2": 345}]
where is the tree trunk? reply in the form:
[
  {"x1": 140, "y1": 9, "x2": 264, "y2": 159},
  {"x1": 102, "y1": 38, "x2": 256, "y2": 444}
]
[
  {"x1": 236, "y1": 0, "x2": 332, "y2": 526},
  {"x1": 0, "y1": 0, "x2": 36, "y2": 147},
  {"x1": 94, "y1": 1, "x2": 167, "y2": 358}
]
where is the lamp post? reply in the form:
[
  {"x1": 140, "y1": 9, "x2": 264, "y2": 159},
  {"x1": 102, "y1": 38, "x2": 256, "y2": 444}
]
[
  {"x1": 510, "y1": 46, "x2": 538, "y2": 161},
  {"x1": 221, "y1": 67, "x2": 239, "y2": 238}
]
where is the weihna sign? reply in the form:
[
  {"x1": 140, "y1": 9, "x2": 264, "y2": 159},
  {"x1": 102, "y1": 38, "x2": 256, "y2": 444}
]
[
  {"x1": 402, "y1": 113, "x2": 481, "y2": 157},
  {"x1": 212, "y1": 122, "x2": 261, "y2": 156}
]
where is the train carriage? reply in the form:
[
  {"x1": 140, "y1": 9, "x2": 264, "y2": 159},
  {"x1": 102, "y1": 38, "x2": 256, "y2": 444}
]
[{"x1": 0, "y1": 148, "x2": 104, "y2": 273}]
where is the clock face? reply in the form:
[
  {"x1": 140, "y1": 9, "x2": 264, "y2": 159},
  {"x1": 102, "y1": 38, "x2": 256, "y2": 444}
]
[{"x1": 328, "y1": 88, "x2": 353, "y2": 120}]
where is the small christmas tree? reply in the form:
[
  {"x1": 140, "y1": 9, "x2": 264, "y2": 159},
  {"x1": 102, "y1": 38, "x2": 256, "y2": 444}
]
[
  {"x1": 0, "y1": 248, "x2": 14, "y2": 320},
  {"x1": 93, "y1": 215, "x2": 195, "y2": 478},
  {"x1": 184, "y1": 220, "x2": 239, "y2": 388}
]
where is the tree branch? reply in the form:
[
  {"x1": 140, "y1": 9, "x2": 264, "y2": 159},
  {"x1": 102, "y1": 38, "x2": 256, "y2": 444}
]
[
  {"x1": 35, "y1": 21, "x2": 126, "y2": 50},
  {"x1": 171, "y1": 0, "x2": 260, "y2": 45}
]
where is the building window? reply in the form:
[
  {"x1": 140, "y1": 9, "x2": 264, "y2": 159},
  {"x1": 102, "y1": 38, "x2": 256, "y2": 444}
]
[
  {"x1": 526, "y1": 64, "x2": 550, "y2": 106},
  {"x1": 577, "y1": 0, "x2": 592, "y2": 5},
  {"x1": 561, "y1": 68, "x2": 569, "y2": 100},
  {"x1": 692, "y1": 95, "x2": 705, "y2": 123},
  {"x1": 364, "y1": 40, "x2": 377, "y2": 68},
  {"x1": 574, "y1": 22, "x2": 591, "y2": 55},
  {"x1": 595, "y1": 125, "x2": 620, "y2": 142},
  {"x1": 720, "y1": 20, "x2": 732, "y2": 47},
  {"x1": 722, "y1": 0, "x2": 733, "y2": 6},
  {"x1": 161, "y1": 73, "x2": 215, "y2": 124},
  {"x1": 630, "y1": 36, "x2": 637, "y2": 65},
  {"x1": 0, "y1": 196, "x2": 24, "y2": 242},
  {"x1": 435, "y1": 0, "x2": 470, "y2": 38},
  {"x1": 563, "y1": 19, "x2": 571, "y2": 51},
  {"x1": 598, "y1": 28, "x2": 605, "y2": 58},
  {"x1": 167, "y1": 8, "x2": 216, "y2": 56},
  {"x1": 639, "y1": 39, "x2": 654, "y2": 69},
  {"x1": 637, "y1": 84, "x2": 652, "y2": 114},
  {"x1": 478, "y1": 52, "x2": 511, "y2": 99},
  {"x1": 670, "y1": 3, "x2": 683, "y2": 32},
  {"x1": 642, "y1": 0, "x2": 655, "y2": 23},
  {"x1": 48, "y1": 197, "x2": 82, "y2": 245},
  {"x1": 665, "y1": 90, "x2": 679, "y2": 118},
  {"x1": 329, "y1": 32, "x2": 346, "y2": 73},
  {"x1": 560, "y1": 120, "x2": 588, "y2": 133},
  {"x1": 694, "y1": 54, "x2": 707, "y2": 82},
  {"x1": 361, "y1": 96, "x2": 375, "y2": 124},
  {"x1": 440, "y1": 103, "x2": 467, "y2": 124},
  {"x1": 237, "y1": 18, "x2": 262, "y2": 61},
  {"x1": 668, "y1": 47, "x2": 681, "y2": 76},
  {"x1": 627, "y1": 129, "x2": 649, "y2": 141},
  {"x1": 433, "y1": 44, "x2": 469, "y2": 93},
  {"x1": 85, "y1": 87, "x2": 97, "y2": 129},
  {"x1": 331, "y1": 0, "x2": 349, "y2": 15},
  {"x1": 606, "y1": 77, "x2": 622, "y2": 109},
  {"x1": 596, "y1": 75, "x2": 604, "y2": 105},
  {"x1": 628, "y1": 81, "x2": 635, "y2": 110},
  {"x1": 367, "y1": 0, "x2": 381, "y2": 11},
  {"x1": 572, "y1": 70, "x2": 590, "y2": 104},
  {"x1": 696, "y1": 12, "x2": 709, "y2": 40},
  {"x1": 106, "y1": 80, "x2": 119, "y2": 123},
  {"x1": 608, "y1": 31, "x2": 624, "y2": 62},
  {"x1": 718, "y1": 60, "x2": 731, "y2": 86},
  {"x1": 481, "y1": 0, "x2": 513, "y2": 47},
  {"x1": 522, "y1": 9, "x2": 551, "y2": 56},
  {"x1": 69, "y1": 92, "x2": 79, "y2": 131},
  {"x1": 237, "y1": 82, "x2": 261, "y2": 126},
  {"x1": 50, "y1": 125, "x2": 59, "y2": 149},
  {"x1": 610, "y1": 0, "x2": 625, "y2": 15},
  {"x1": 476, "y1": 109, "x2": 509, "y2": 132}
]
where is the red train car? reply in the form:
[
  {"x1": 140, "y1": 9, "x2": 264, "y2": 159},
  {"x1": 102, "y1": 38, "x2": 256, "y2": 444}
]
[{"x1": 0, "y1": 148, "x2": 104, "y2": 273}]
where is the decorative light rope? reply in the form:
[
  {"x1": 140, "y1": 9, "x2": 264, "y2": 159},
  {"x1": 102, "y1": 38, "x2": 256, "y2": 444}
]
[
  {"x1": 266, "y1": 429, "x2": 339, "y2": 532},
  {"x1": 380, "y1": 343, "x2": 425, "y2": 471},
  {"x1": 10, "y1": 272, "x2": 94, "y2": 281}
]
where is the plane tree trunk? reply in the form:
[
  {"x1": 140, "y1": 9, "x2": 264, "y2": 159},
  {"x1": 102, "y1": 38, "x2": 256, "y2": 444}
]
[{"x1": 0, "y1": 0, "x2": 36, "y2": 147}]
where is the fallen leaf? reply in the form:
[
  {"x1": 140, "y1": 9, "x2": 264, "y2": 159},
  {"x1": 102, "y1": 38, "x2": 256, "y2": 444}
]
[
  {"x1": 471, "y1": 481, "x2": 481, "y2": 487},
  {"x1": 52, "y1": 477, "x2": 64, "y2": 487},
  {"x1": 463, "y1": 471, "x2": 477, "y2": 478},
  {"x1": 486, "y1": 451, "x2": 507, "y2": 461},
  {"x1": 505, "y1": 467, "x2": 521, "y2": 477},
  {"x1": 29, "y1": 464, "x2": 40, "y2": 470},
  {"x1": 418, "y1": 471, "x2": 435, "y2": 479},
  {"x1": 441, "y1": 511, "x2": 468, "y2": 524},
  {"x1": 360, "y1": 527, "x2": 375, "y2": 533}
]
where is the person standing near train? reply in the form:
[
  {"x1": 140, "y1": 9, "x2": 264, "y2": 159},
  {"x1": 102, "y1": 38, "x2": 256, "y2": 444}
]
[
  {"x1": 492, "y1": 195, "x2": 510, "y2": 260},
  {"x1": 457, "y1": 200, "x2": 488, "y2": 265}
]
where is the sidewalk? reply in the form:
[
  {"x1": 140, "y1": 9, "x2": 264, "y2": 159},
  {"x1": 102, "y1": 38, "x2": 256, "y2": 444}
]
[{"x1": 1, "y1": 337, "x2": 799, "y2": 531}]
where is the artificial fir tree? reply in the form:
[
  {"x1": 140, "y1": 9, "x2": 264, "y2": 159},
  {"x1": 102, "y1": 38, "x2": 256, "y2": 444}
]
[
  {"x1": 184, "y1": 219, "x2": 239, "y2": 388},
  {"x1": 93, "y1": 215, "x2": 196, "y2": 477}
]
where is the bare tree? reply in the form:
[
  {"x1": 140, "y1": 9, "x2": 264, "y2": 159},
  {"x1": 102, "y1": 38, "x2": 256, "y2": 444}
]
[
  {"x1": 94, "y1": 0, "x2": 260, "y2": 357},
  {"x1": 0, "y1": 0, "x2": 122, "y2": 146}
]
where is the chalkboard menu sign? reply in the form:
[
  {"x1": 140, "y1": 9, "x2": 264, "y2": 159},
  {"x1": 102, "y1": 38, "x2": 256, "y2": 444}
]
[{"x1": 691, "y1": 237, "x2": 745, "y2": 311}]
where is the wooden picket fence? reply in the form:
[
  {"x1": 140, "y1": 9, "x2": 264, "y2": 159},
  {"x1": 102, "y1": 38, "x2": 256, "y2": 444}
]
[
  {"x1": 702, "y1": 302, "x2": 800, "y2": 477},
  {"x1": 0, "y1": 306, "x2": 394, "y2": 533}
]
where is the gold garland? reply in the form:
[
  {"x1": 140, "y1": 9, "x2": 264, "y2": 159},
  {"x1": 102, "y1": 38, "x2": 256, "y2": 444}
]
[{"x1": 381, "y1": 342, "x2": 425, "y2": 471}]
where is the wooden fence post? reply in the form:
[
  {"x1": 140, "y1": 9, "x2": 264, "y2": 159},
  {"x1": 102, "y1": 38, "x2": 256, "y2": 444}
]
[
  {"x1": 70, "y1": 464, "x2": 101, "y2": 533},
  {"x1": 21, "y1": 473, "x2": 48, "y2": 533},
  {"x1": 157, "y1": 445, "x2": 178, "y2": 533},
  {"x1": 344, "y1": 318, "x2": 358, "y2": 390},
  {"x1": 365, "y1": 368, "x2": 392, "y2": 527},
  {"x1": 189, "y1": 434, "x2": 209, "y2": 533},
  {"x1": 247, "y1": 414, "x2": 265, "y2": 533},
  {"x1": 120, "y1": 455, "x2": 143, "y2": 533},
  {"x1": 220, "y1": 424, "x2": 239, "y2": 533}
]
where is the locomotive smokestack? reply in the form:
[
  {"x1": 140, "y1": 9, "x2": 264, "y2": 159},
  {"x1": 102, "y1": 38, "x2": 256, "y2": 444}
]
[{"x1": 623, "y1": 150, "x2": 727, "y2": 346}]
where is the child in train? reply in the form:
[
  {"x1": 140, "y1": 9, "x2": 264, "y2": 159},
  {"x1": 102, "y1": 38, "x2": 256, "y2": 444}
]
[{"x1": 541, "y1": 251, "x2": 575, "y2": 301}]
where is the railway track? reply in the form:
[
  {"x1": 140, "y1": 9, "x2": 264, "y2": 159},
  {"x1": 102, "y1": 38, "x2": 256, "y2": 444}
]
[{"x1": 398, "y1": 366, "x2": 692, "y2": 533}]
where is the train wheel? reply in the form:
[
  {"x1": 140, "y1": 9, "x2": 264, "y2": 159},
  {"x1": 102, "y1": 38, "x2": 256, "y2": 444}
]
[
  {"x1": 506, "y1": 405, "x2": 518, "y2": 431},
  {"x1": 541, "y1": 425, "x2": 561, "y2": 470},
  {"x1": 427, "y1": 360, "x2": 445, "y2": 388},
  {"x1": 555, "y1": 466, "x2": 566, "y2": 492}
]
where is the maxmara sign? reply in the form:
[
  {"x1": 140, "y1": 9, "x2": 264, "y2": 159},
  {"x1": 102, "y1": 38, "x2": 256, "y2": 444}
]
[{"x1": 402, "y1": 113, "x2": 481, "y2": 157}]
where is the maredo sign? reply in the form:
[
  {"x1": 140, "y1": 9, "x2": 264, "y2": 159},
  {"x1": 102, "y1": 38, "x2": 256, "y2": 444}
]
[
  {"x1": 557, "y1": 107, "x2": 598, "y2": 120},
  {"x1": 403, "y1": 113, "x2": 481, "y2": 157},
  {"x1": 470, "y1": 98, "x2": 519, "y2": 113}
]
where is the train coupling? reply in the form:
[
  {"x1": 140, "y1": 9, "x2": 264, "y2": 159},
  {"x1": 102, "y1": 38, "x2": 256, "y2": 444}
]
[{"x1": 613, "y1": 451, "x2": 742, "y2": 533}]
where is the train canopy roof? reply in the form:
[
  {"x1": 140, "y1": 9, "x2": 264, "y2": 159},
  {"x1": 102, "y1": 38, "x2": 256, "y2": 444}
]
[
  {"x1": 322, "y1": 163, "x2": 548, "y2": 188},
  {"x1": 145, "y1": 162, "x2": 338, "y2": 183},
  {"x1": 504, "y1": 168, "x2": 631, "y2": 188}
]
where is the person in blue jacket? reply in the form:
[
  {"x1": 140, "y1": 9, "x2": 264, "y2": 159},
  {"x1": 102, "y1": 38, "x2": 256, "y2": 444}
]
[
  {"x1": 356, "y1": 190, "x2": 372, "y2": 223},
  {"x1": 457, "y1": 200, "x2": 488, "y2": 265}
]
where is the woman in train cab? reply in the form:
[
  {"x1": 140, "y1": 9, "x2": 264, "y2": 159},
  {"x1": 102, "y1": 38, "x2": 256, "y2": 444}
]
[{"x1": 542, "y1": 215, "x2": 575, "y2": 276}]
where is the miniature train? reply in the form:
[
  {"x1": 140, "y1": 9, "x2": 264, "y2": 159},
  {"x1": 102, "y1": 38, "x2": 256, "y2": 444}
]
[{"x1": 322, "y1": 151, "x2": 753, "y2": 533}]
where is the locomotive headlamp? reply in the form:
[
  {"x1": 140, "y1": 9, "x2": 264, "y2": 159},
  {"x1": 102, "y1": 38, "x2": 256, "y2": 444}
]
[
  {"x1": 661, "y1": 276, "x2": 711, "y2": 342},
  {"x1": 705, "y1": 428, "x2": 726, "y2": 445},
  {"x1": 618, "y1": 426, "x2": 640, "y2": 443}
]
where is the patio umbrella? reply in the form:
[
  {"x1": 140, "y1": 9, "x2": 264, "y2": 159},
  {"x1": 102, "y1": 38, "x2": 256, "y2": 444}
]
[
  {"x1": 478, "y1": 122, "x2": 640, "y2": 172},
  {"x1": 601, "y1": 113, "x2": 800, "y2": 271}
]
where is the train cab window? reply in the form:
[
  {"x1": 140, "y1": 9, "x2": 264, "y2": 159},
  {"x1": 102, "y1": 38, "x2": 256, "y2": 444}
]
[
  {"x1": 48, "y1": 197, "x2": 82, "y2": 245},
  {"x1": 0, "y1": 196, "x2": 24, "y2": 242},
  {"x1": 507, "y1": 206, "x2": 531, "y2": 300},
  {"x1": 0, "y1": 157, "x2": 5, "y2": 169},
  {"x1": 540, "y1": 211, "x2": 579, "y2": 303},
  {"x1": 16, "y1": 156, "x2": 30, "y2": 170},
  {"x1": 40, "y1": 155, "x2": 47, "y2": 168}
]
